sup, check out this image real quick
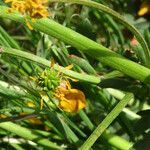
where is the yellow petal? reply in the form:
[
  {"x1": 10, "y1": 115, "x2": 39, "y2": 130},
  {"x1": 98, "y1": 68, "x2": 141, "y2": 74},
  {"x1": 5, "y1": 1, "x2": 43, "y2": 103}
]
[
  {"x1": 40, "y1": 98, "x2": 44, "y2": 110},
  {"x1": 28, "y1": 117, "x2": 43, "y2": 125},
  {"x1": 40, "y1": 91, "x2": 49, "y2": 110},
  {"x1": 19, "y1": 112, "x2": 42, "y2": 125},
  {"x1": 5, "y1": 0, "x2": 49, "y2": 22},
  {"x1": 58, "y1": 89, "x2": 86, "y2": 112},
  {"x1": 65, "y1": 64, "x2": 74, "y2": 70},
  {"x1": 26, "y1": 20, "x2": 33, "y2": 30},
  {"x1": 138, "y1": 0, "x2": 150, "y2": 16},
  {"x1": 50, "y1": 58, "x2": 56, "y2": 68},
  {"x1": 5, "y1": 0, "x2": 14, "y2": 3},
  {"x1": 138, "y1": 7, "x2": 149, "y2": 16},
  {"x1": 27, "y1": 102, "x2": 35, "y2": 108}
]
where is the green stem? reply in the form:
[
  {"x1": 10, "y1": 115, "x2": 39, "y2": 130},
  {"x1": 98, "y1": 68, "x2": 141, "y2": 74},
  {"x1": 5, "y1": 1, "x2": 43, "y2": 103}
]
[
  {"x1": 0, "y1": 46, "x2": 100, "y2": 84},
  {"x1": 80, "y1": 93, "x2": 133, "y2": 150},
  {"x1": 49, "y1": 0, "x2": 150, "y2": 67},
  {"x1": 1, "y1": 6, "x2": 150, "y2": 84}
]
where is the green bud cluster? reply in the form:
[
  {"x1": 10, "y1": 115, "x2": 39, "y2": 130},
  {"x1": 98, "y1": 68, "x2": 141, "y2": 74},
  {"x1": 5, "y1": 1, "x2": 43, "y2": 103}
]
[{"x1": 37, "y1": 68, "x2": 60, "y2": 91}]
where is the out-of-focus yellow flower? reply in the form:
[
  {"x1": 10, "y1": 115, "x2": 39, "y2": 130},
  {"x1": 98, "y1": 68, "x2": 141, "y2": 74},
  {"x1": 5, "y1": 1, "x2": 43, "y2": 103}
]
[
  {"x1": 20, "y1": 112, "x2": 51, "y2": 130},
  {"x1": 138, "y1": 0, "x2": 150, "y2": 16},
  {"x1": 0, "y1": 114, "x2": 7, "y2": 119},
  {"x1": 5, "y1": 0, "x2": 49, "y2": 18},
  {"x1": 20, "y1": 112, "x2": 43, "y2": 125},
  {"x1": 5, "y1": 0, "x2": 49, "y2": 29},
  {"x1": 55, "y1": 80, "x2": 86, "y2": 113}
]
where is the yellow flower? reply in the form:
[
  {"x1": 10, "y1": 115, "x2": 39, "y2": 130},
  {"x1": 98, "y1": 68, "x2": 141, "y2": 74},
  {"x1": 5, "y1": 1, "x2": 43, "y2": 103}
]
[
  {"x1": 5, "y1": 0, "x2": 49, "y2": 18},
  {"x1": 30, "y1": 63, "x2": 86, "y2": 113},
  {"x1": 5, "y1": 0, "x2": 49, "y2": 29},
  {"x1": 138, "y1": 0, "x2": 150, "y2": 16},
  {"x1": 0, "y1": 114, "x2": 7, "y2": 119},
  {"x1": 55, "y1": 80, "x2": 86, "y2": 113}
]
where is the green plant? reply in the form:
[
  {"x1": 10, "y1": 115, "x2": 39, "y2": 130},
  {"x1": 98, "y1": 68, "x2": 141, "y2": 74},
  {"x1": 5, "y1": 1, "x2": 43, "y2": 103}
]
[{"x1": 0, "y1": 0, "x2": 150, "y2": 149}]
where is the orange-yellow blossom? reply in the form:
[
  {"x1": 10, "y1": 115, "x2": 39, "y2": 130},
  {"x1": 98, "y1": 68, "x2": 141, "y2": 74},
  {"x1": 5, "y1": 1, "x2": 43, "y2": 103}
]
[{"x1": 55, "y1": 80, "x2": 86, "y2": 113}]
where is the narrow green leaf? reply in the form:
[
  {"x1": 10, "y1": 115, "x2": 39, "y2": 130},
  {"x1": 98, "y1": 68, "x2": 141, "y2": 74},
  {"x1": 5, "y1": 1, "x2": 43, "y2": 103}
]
[
  {"x1": 79, "y1": 110, "x2": 94, "y2": 130},
  {"x1": 69, "y1": 55, "x2": 97, "y2": 75},
  {"x1": 0, "y1": 26, "x2": 20, "y2": 49},
  {"x1": 10, "y1": 143, "x2": 25, "y2": 150},
  {"x1": 80, "y1": 93, "x2": 133, "y2": 150},
  {"x1": 62, "y1": 113, "x2": 87, "y2": 138},
  {"x1": 58, "y1": 114, "x2": 79, "y2": 143},
  {"x1": 0, "y1": 122, "x2": 63, "y2": 150}
]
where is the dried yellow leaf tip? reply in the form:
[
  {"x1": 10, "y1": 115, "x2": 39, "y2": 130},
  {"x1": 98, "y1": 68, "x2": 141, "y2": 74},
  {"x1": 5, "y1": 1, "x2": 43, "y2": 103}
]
[{"x1": 5, "y1": 0, "x2": 49, "y2": 29}]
